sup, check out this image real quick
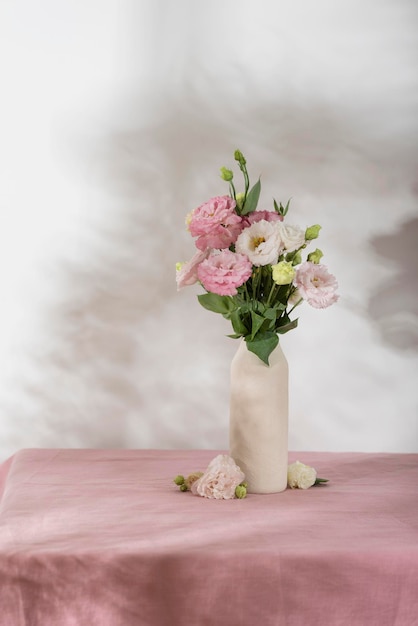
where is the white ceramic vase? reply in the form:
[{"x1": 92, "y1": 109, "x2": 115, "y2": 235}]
[{"x1": 229, "y1": 339, "x2": 288, "y2": 494}]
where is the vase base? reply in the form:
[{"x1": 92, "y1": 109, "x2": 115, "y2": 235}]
[
  {"x1": 247, "y1": 485, "x2": 287, "y2": 495},
  {"x1": 230, "y1": 451, "x2": 288, "y2": 494}
]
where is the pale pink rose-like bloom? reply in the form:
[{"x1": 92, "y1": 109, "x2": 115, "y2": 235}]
[
  {"x1": 197, "y1": 249, "x2": 252, "y2": 296},
  {"x1": 294, "y1": 261, "x2": 339, "y2": 309},
  {"x1": 191, "y1": 454, "x2": 245, "y2": 499},
  {"x1": 246, "y1": 210, "x2": 283, "y2": 225},
  {"x1": 277, "y1": 223, "x2": 306, "y2": 253},
  {"x1": 235, "y1": 220, "x2": 283, "y2": 266},
  {"x1": 176, "y1": 249, "x2": 210, "y2": 290},
  {"x1": 287, "y1": 461, "x2": 317, "y2": 489},
  {"x1": 189, "y1": 196, "x2": 243, "y2": 251}
]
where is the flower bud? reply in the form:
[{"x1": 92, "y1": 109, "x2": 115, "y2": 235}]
[
  {"x1": 271, "y1": 261, "x2": 296, "y2": 285},
  {"x1": 184, "y1": 471, "x2": 204, "y2": 490},
  {"x1": 173, "y1": 475, "x2": 185, "y2": 486},
  {"x1": 234, "y1": 150, "x2": 246, "y2": 166},
  {"x1": 305, "y1": 224, "x2": 321, "y2": 240},
  {"x1": 291, "y1": 251, "x2": 302, "y2": 266},
  {"x1": 235, "y1": 485, "x2": 247, "y2": 499},
  {"x1": 307, "y1": 248, "x2": 323, "y2": 264},
  {"x1": 179, "y1": 483, "x2": 188, "y2": 492},
  {"x1": 220, "y1": 167, "x2": 233, "y2": 182},
  {"x1": 236, "y1": 192, "x2": 245, "y2": 210}
]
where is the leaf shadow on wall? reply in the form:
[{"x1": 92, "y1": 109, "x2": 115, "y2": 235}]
[
  {"x1": 368, "y1": 215, "x2": 418, "y2": 353},
  {"x1": 8, "y1": 87, "x2": 415, "y2": 453}
]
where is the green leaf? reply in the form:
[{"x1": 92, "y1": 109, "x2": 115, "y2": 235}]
[
  {"x1": 197, "y1": 293, "x2": 236, "y2": 316},
  {"x1": 230, "y1": 309, "x2": 248, "y2": 335},
  {"x1": 264, "y1": 308, "x2": 277, "y2": 321},
  {"x1": 251, "y1": 298, "x2": 265, "y2": 314},
  {"x1": 283, "y1": 198, "x2": 291, "y2": 216},
  {"x1": 314, "y1": 477, "x2": 329, "y2": 485},
  {"x1": 274, "y1": 302, "x2": 287, "y2": 312},
  {"x1": 276, "y1": 318, "x2": 298, "y2": 334},
  {"x1": 263, "y1": 308, "x2": 278, "y2": 331},
  {"x1": 245, "y1": 332, "x2": 279, "y2": 365},
  {"x1": 273, "y1": 198, "x2": 291, "y2": 217},
  {"x1": 250, "y1": 310, "x2": 265, "y2": 340},
  {"x1": 227, "y1": 333, "x2": 243, "y2": 339},
  {"x1": 241, "y1": 178, "x2": 261, "y2": 215}
]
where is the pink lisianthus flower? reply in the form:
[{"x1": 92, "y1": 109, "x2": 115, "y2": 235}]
[
  {"x1": 197, "y1": 249, "x2": 252, "y2": 296},
  {"x1": 246, "y1": 210, "x2": 283, "y2": 224},
  {"x1": 176, "y1": 249, "x2": 210, "y2": 290},
  {"x1": 191, "y1": 455, "x2": 245, "y2": 499},
  {"x1": 188, "y1": 196, "x2": 243, "y2": 251},
  {"x1": 294, "y1": 262, "x2": 339, "y2": 309}
]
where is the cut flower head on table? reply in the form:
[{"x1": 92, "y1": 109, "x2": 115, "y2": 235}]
[{"x1": 176, "y1": 150, "x2": 339, "y2": 365}]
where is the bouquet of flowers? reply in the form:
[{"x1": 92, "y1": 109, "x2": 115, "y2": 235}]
[{"x1": 176, "y1": 150, "x2": 339, "y2": 364}]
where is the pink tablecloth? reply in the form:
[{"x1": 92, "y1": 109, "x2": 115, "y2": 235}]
[{"x1": 0, "y1": 449, "x2": 417, "y2": 626}]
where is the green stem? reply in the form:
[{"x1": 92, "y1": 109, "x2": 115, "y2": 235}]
[
  {"x1": 266, "y1": 283, "x2": 277, "y2": 307},
  {"x1": 238, "y1": 161, "x2": 250, "y2": 198},
  {"x1": 229, "y1": 181, "x2": 237, "y2": 201},
  {"x1": 243, "y1": 281, "x2": 250, "y2": 302},
  {"x1": 253, "y1": 268, "x2": 261, "y2": 300},
  {"x1": 244, "y1": 170, "x2": 249, "y2": 197},
  {"x1": 288, "y1": 298, "x2": 303, "y2": 315}
]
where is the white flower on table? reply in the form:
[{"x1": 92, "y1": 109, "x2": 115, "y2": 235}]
[{"x1": 287, "y1": 460, "x2": 317, "y2": 490}]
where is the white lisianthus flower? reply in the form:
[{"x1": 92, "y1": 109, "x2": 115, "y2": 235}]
[
  {"x1": 287, "y1": 461, "x2": 317, "y2": 489},
  {"x1": 277, "y1": 223, "x2": 306, "y2": 253},
  {"x1": 235, "y1": 220, "x2": 283, "y2": 266}
]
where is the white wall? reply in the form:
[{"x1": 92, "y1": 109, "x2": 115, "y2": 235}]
[{"x1": 0, "y1": 0, "x2": 417, "y2": 461}]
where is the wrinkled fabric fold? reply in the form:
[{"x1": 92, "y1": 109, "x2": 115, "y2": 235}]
[{"x1": 0, "y1": 449, "x2": 417, "y2": 625}]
